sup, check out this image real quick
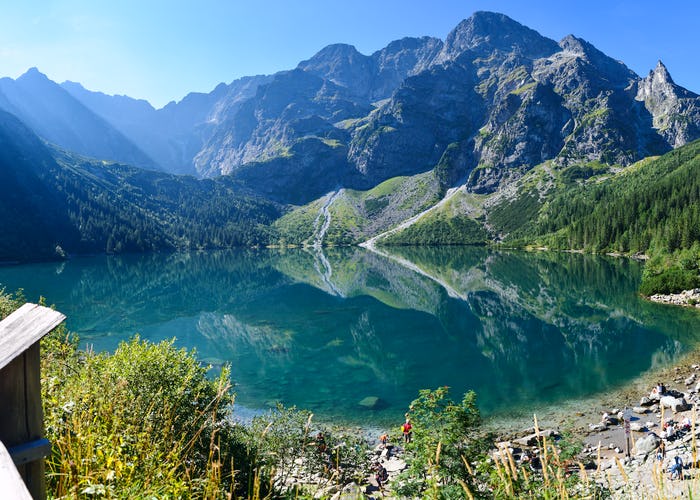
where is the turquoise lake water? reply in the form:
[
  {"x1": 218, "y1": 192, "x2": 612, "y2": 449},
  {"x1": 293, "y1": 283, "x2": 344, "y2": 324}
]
[{"x1": 1, "y1": 247, "x2": 699, "y2": 425}]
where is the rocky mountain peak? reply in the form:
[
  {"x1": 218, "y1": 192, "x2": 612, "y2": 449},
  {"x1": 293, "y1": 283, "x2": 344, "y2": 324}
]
[
  {"x1": 437, "y1": 11, "x2": 559, "y2": 62},
  {"x1": 297, "y1": 43, "x2": 370, "y2": 78},
  {"x1": 18, "y1": 66, "x2": 51, "y2": 83},
  {"x1": 558, "y1": 34, "x2": 590, "y2": 56},
  {"x1": 300, "y1": 43, "x2": 364, "y2": 64},
  {"x1": 636, "y1": 60, "x2": 700, "y2": 148},
  {"x1": 651, "y1": 60, "x2": 674, "y2": 85},
  {"x1": 555, "y1": 34, "x2": 637, "y2": 88},
  {"x1": 637, "y1": 60, "x2": 697, "y2": 103},
  {"x1": 297, "y1": 43, "x2": 373, "y2": 99}
]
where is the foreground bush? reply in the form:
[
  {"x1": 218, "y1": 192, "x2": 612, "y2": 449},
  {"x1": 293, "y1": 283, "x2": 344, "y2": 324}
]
[
  {"x1": 41, "y1": 333, "x2": 240, "y2": 498},
  {"x1": 38, "y1": 323, "x2": 368, "y2": 499}
]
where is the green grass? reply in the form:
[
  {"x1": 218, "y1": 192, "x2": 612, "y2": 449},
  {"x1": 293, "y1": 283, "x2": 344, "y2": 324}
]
[
  {"x1": 382, "y1": 213, "x2": 488, "y2": 246},
  {"x1": 510, "y1": 81, "x2": 536, "y2": 96}
]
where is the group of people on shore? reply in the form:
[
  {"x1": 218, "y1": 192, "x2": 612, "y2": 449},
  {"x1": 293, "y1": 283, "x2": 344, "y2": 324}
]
[
  {"x1": 650, "y1": 381, "x2": 691, "y2": 480},
  {"x1": 371, "y1": 416, "x2": 413, "y2": 492}
]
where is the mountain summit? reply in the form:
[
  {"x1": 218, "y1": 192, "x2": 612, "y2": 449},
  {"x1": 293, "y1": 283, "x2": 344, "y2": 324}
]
[{"x1": 437, "y1": 11, "x2": 560, "y2": 62}]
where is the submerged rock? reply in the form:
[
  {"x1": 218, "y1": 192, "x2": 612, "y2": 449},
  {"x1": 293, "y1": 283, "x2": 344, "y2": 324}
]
[{"x1": 358, "y1": 396, "x2": 381, "y2": 409}]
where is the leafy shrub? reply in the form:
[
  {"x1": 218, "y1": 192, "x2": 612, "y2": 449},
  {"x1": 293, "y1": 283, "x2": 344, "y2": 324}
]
[
  {"x1": 396, "y1": 387, "x2": 487, "y2": 497},
  {"x1": 42, "y1": 334, "x2": 240, "y2": 498},
  {"x1": 0, "y1": 287, "x2": 24, "y2": 318}
]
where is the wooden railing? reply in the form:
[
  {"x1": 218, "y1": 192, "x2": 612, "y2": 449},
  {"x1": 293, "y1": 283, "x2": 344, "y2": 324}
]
[{"x1": 0, "y1": 303, "x2": 66, "y2": 500}]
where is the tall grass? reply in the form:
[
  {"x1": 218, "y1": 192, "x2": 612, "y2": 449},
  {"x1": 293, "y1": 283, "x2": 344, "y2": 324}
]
[{"x1": 41, "y1": 332, "x2": 238, "y2": 498}]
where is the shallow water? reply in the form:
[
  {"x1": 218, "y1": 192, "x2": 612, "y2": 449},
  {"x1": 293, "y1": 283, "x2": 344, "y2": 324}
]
[{"x1": 1, "y1": 247, "x2": 699, "y2": 426}]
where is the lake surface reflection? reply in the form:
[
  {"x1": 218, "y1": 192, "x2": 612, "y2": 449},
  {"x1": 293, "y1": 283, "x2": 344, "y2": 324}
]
[{"x1": 1, "y1": 247, "x2": 699, "y2": 424}]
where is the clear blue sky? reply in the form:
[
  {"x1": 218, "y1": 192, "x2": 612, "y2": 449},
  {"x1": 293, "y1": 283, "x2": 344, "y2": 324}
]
[{"x1": 1, "y1": 0, "x2": 697, "y2": 109}]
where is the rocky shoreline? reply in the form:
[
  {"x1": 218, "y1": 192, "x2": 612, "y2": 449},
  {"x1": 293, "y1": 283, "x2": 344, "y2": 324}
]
[
  {"x1": 345, "y1": 350, "x2": 700, "y2": 498},
  {"x1": 490, "y1": 353, "x2": 700, "y2": 498},
  {"x1": 648, "y1": 288, "x2": 700, "y2": 308}
]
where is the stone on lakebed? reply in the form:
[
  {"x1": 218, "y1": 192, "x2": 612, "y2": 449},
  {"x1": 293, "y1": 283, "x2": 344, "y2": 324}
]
[{"x1": 358, "y1": 396, "x2": 382, "y2": 409}]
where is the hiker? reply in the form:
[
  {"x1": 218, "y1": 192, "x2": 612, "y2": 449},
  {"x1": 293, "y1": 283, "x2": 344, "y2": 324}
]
[
  {"x1": 401, "y1": 419, "x2": 412, "y2": 443},
  {"x1": 652, "y1": 382, "x2": 666, "y2": 396},
  {"x1": 657, "y1": 440, "x2": 666, "y2": 462},
  {"x1": 374, "y1": 463, "x2": 388, "y2": 490},
  {"x1": 681, "y1": 417, "x2": 691, "y2": 431},
  {"x1": 669, "y1": 455, "x2": 683, "y2": 480},
  {"x1": 316, "y1": 432, "x2": 327, "y2": 453},
  {"x1": 379, "y1": 433, "x2": 388, "y2": 447}
]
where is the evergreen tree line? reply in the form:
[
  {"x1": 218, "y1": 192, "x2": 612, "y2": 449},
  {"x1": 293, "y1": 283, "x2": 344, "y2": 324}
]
[{"x1": 526, "y1": 140, "x2": 700, "y2": 293}]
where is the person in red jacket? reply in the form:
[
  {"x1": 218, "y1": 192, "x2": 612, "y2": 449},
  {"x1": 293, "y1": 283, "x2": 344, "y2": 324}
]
[{"x1": 401, "y1": 419, "x2": 412, "y2": 443}]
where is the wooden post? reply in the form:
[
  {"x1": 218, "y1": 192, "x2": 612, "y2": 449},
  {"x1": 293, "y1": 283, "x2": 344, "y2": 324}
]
[{"x1": 0, "y1": 303, "x2": 66, "y2": 500}]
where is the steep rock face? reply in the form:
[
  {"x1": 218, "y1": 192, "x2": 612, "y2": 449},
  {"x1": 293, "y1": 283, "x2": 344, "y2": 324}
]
[
  {"x1": 369, "y1": 37, "x2": 444, "y2": 101},
  {"x1": 231, "y1": 138, "x2": 351, "y2": 204},
  {"x1": 297, "y1": 38, "x2": 444, "y2": 104},
  {"x1": 194, "y1": 69, "x2": 368, "y2": 178},
  {"x1": 471, "y1": 83, "x2": 571, "y2": 192},
  {"x1": 63, "y1": 75, "x2": 272, "y2": 175},
  {"x1": 636, "y1": 61, "x2": 700, "y2": 147},
  {"x1": 297, "y1": 44, "x2": 375, "y2": 101},
  {"x1": 528, "y1": 36, "x2": 671, "y2": 166},
  {"x1": 349, "y1": 55, "x2": 484, "y2": 187},
  {"x1": 353, "y1": 12, "x2": 562, "y2": 191},
  {"x1": 0, "y1": 68, "x2": 155, "y2": 169}
]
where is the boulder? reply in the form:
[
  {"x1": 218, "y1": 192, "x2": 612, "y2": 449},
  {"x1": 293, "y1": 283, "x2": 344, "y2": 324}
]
[
  {"x1": 514, "y1": 429, "x2": 558, "y2": 446},
  {"x1": 673, "y1": 400, "x2": 692, "y2": 413},
  {"x1": 635, "y1": 433, "x2": 661, "y2": 456},
  {"x1": 338, "y1": 483, "x2": 363, "y2": 499},
  {"x1": 383, "y1": 457, "x2": 407, "y2": 473},
  {"x1": 358, "y1": 396, "x2": 381, "y2": 409},
  {"x1": 630, "y1": 422, "x2": 646, "y2": 432},
  {"x1": 660, "y1": 395, "x2": 680, "y2": 408},
  {"x1": 662, "y1": 395, "x2": 692, "y2": 412},
  {"x1": 633, "y1": 406, "x2": 648, "y2": 414},
  {"x1": 315, "y1": 485, "x2": 339, "y2": 499},
  {"x1": 640, "y1": 396, "x2": 655, "y2": 407}
]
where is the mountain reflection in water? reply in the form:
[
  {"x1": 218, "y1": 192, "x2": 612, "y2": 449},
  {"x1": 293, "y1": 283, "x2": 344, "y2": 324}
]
[{"x1": 1, "y1": 247, "x2": 699, "y2": 424}]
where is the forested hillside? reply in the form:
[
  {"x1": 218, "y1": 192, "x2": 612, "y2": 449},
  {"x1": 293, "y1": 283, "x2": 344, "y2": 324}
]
[
  {"x1": 526, "y1": 140, "x2": 700, "y2": 293},
  {"x1": 532, "y1": 141, "x2": 700, "y2": 253},
  {"x1": 0, "y1": 110, "x2": 280, "y2": 262}
]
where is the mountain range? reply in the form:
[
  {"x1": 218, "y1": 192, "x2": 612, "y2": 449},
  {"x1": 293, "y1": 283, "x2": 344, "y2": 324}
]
[{"x1": 1, "y1": 10, "x2": 700, "y2": 274}]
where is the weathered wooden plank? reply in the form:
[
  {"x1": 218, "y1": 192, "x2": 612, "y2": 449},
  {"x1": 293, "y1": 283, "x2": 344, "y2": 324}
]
[
  {"x1": 8, "y1": 439, "x2": 52, "y2": 466},
  {"x1": 0, "y1": 303, "x2": 66, "y2": 370},
  {"x1": 0, "y1": 440, "x2": 32, "y2": 500},
  {"x1": 24, "y1": 342, "x2": 46, "y2": 500},
  {"x1": 0, "y1": 352, "x2": 29, "y2": 446}
]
